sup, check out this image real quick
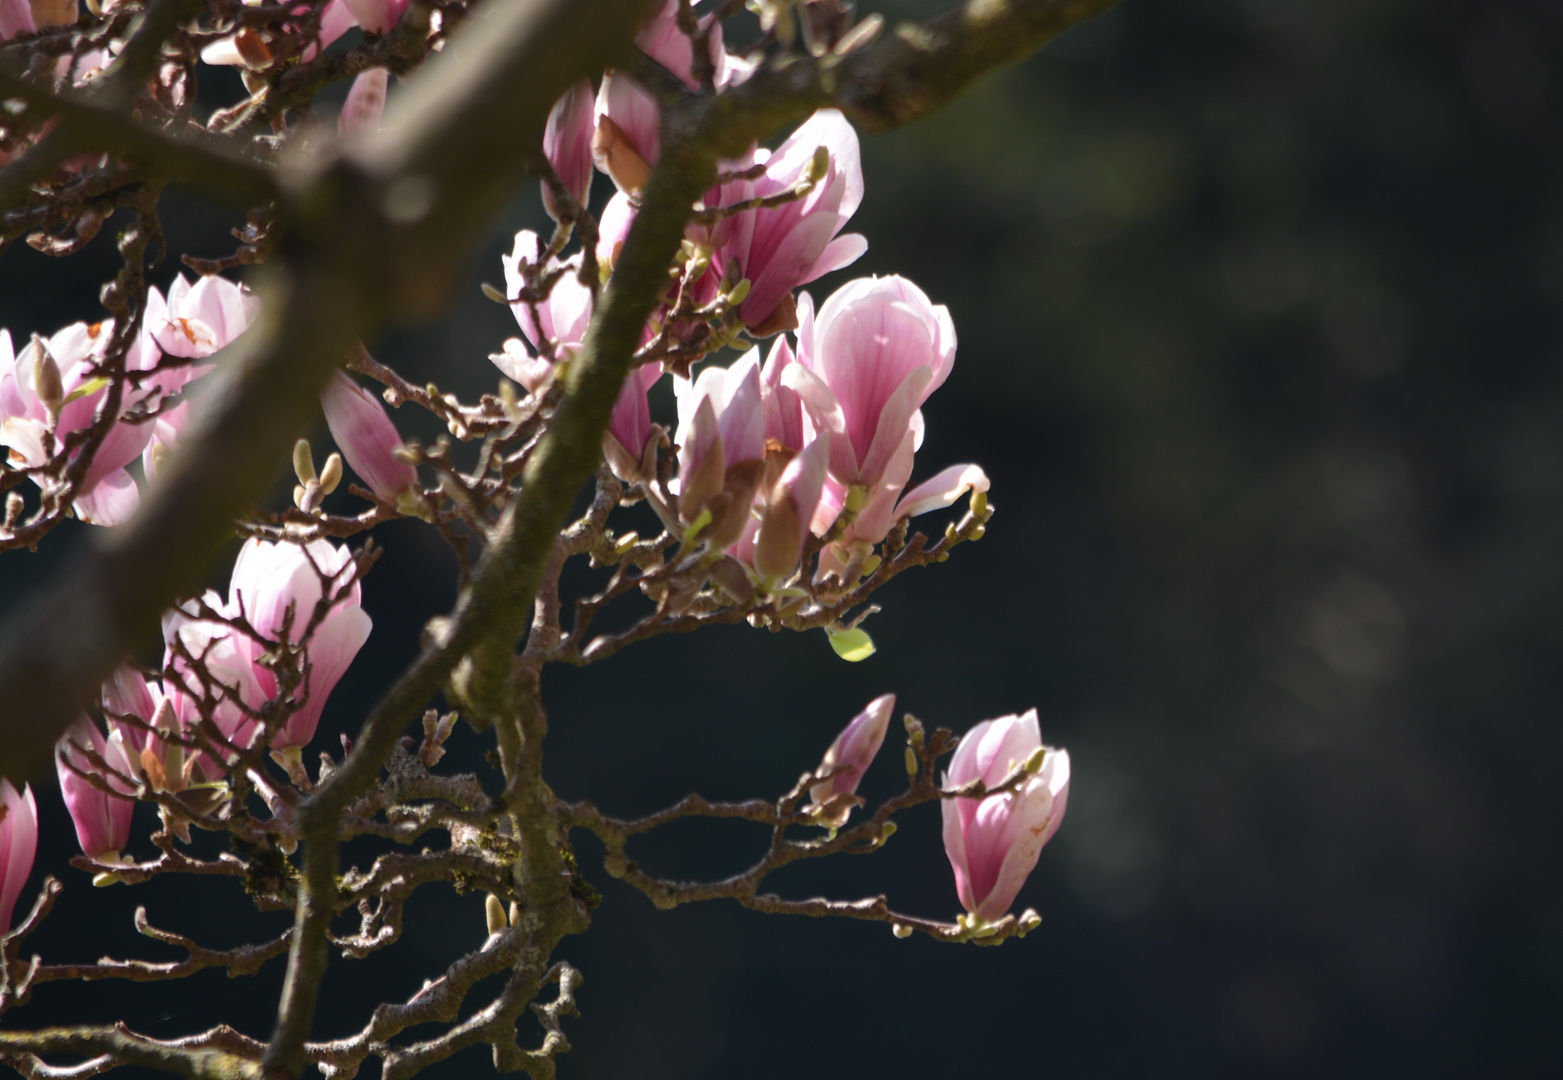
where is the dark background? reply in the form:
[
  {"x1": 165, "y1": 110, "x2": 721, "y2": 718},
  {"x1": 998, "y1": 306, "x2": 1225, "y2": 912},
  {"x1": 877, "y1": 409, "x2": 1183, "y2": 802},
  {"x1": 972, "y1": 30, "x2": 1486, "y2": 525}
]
[{"x1": 3, "y1": 0, "x2": 1562, "y2": 1076}]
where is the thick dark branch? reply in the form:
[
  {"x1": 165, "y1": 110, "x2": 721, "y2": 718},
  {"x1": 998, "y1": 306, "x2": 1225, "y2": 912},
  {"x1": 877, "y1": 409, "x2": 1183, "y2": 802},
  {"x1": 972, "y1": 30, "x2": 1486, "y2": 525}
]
[{"x1": 0, "y1": 72, "x2": 278, "y2": 212}]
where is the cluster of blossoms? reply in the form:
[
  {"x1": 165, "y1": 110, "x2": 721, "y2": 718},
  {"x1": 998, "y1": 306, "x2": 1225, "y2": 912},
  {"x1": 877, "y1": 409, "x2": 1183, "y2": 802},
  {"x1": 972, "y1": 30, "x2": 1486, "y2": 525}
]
[
  {"x1": 0, "y1": 274, "x2": 258, "y2": 525},
  {"x1": 0, "y1": 0, "x2": 1073, "y2": 967},
  {"x1": 46, "y1": 536, "x2": 367, "y2": 872}
]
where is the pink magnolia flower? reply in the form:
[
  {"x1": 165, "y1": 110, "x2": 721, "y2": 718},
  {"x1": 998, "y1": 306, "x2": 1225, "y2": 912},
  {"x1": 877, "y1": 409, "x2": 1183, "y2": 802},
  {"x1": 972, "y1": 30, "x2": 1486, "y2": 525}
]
[
  {"x1": 495, "y1": 231, "x2": 593, "y2": 391},
  {"x1": 146, "y1": 273, "x2": 260, "y2": 362},
  {"x1": 343, "y1": 0, "x2": 408, "y2": 35},
  {"x1": 321, "y1": 370, "x2": 418, "y2": 502},
  {"x1": 0, "y1": 325, "x2": 153, "y2": 526},
  {"x1": 138, "y1": 274, "x2": 260, "y2": 481},
  {"x1": 941, "y1": 709, "x2": 1070, "y2": 924},
  {"x1": 0, "y1": 0, "x2": 33, "y2": 41},
  {"x1": 603, "y1": 363, "x2": 664, "y2": 483},
  {"x1": 760, "y1": 334, "x2": 806, "y2": 452},
  {"x1": 56, "y1": 717, "x2": 137, "y2": 862},
  {"x1": 593, "y1": 1, "x2": 748, "y2": 192},
  {"x1": 338, "y1": 67, "x2": 389, "y2": 135},
  {"x1": 808, "y1": 693, "x2": 894, "y2": 826},
  {"x1": 720, "y1": 110, "x2": 866, "y2": 332},
  {"x1": 225, "y1": 538, "x2": 372, "y2": 752},
  {"x1": 101, "y1": 664, "x2": 158, "y2": 753},
  {"x1": 731, "y1": 432, "x2": 830, "y2": 587},
  {"x1": 543, "y1": 80, "x2": 595, "y2": 221},
  {"x1": 674, "y1": 350, "x2": 765, "y2": 540},
  {"x1": 200, "y1": 0, "x2": 357, "y2": 67},
  {"x1": 784, "y1": 277, "x2": 956, "y2": 492},
  {"x1": 0, "y1": 779, "x2": 38, "y2": 933}
]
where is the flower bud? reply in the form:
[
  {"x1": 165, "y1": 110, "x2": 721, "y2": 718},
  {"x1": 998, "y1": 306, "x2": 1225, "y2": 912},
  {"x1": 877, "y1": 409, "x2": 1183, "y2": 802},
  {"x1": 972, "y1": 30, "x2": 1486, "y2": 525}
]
[
  {"x1": 56, "y1": 716, "x2": 136, "y2": 863},
  {"x1": 485, "y1": 893, "x2": 507, "y2": 936},
  {"x1": 293, "y1": 438, "x2": 317, "y2": 485},
  {"x1": 542, "y1": 80, "x2": 595, "y2": 221},
  {"x1": 319, "y1": 452, "x2": 344, "y2": 495},
  {"x1": 0, "y1": 779, "x2": 38, "y2": 932},
  {"x1": 941, "y1": 709, "x2": 1069, "y2": 923},
  {"x1": 320, "y1": 371, "x2": 419, "y2": 503},
  {"x1": 32, "y1": 349, "x2": 63, "y2": 418},
  {"x1": 338, "y1": 67, "x2": 389, "y2": 136},
  {"x1": 808, "y1": 694, "x2": 893, "y2": 827}
]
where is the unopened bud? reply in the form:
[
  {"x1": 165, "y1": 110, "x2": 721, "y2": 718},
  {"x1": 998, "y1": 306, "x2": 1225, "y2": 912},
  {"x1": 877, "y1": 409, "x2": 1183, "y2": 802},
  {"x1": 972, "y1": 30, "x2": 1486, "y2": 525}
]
[
  {"x1": 891, "y1": 922, "x2": 912, "y2": 939},
  {"x1": 969, "y1": 524, "x2": 986, "y2": 541},
  {"x1": 843, "y1": 485, "x2": 866, "y2": 513},
  {"x1": 292, "y1": 439, "x2": 316, "y2": 485},
  {"x1": 1017, "y1": 909, "x2": 1042, "y2": 934},
  {"x1": 1021, "y1": 746, "x2": 1046, "y2": 774},
  {"x1": 970, "y1": 489, "x2": 989, "y2": 519},
  {"x1": 508, "y1": 901, "x2": 520, "y2": 927},
  {"x1": 806, "y1": 145, "x2": 830, "y2": 185},
  {"x1": 726, "y1": 278, "x2": 752, "y2": 306},
  {"x1": 481, "y1": 282, "x2": 509, "y2": 304},
  {"x1": 485, "y1": 894, "x2": 507, "y2": 936},
  {"x1": 877, "y1": 820, "x2": 897, "y2": 844},
  {"x1": 5, "y1": 491, "x2": 23, "y2": 527},
  {"x1": 860, "y1": 553, "x2": 882, "y2": 577},
  {"x1": 904, "y1": 746, "x2": 919, "y2": 777},
  {"x1": 33, "y1": 350, "x2": 63, "y2": 417},
  {"x1": 319, "y1": 453, "x2": 344, "y2": 495}
]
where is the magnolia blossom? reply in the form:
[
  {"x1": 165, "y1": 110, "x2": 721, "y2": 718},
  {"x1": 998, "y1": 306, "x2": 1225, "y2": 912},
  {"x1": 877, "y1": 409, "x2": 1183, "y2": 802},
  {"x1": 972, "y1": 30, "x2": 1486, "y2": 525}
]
[
  {"x1": 543, "y1": 80, "x2": 595, "y2": 221},
  {"x1": 200, "y1": 0, "x2": 357, "y2": 67},
  {"x1": 339, "y1": 67, "x2": 389, "y2": 135},
  {"x1": 674, "y1": 350, "x2": 765, "y2": 548},
  {"x1": 343, "y1": 0, "x2": 408, "y2": 35},
  {"x1": 593, "y1": 1, "x2": 749, "y2": 192},
  {"x1": 941, "y1": 710, "x2": 1070, "y2": 923},
  {"x1": 808, "y1": 694, "x2": 894, "y2": 827},
  {"x1": 731, "y1": 433, "x2": 830, "y2": 586},
  {"x1": 0, "y1": 325, "x2": 153, "y2": 526},
  {"x1": 140, "y1": 273, "x2": 261, "y2": 475},
  {"x1": 0, "y1": 778, "x2": 38, "y2": 932},
  {"x1": 786, "y1": 277, "x2": 955, "y2": 492},
  {"x1": 56, "y1": 717, "x2": 137, "y2": 862},
  {"x1": 225, "y1": 539, "x2": 372, "y2": 753},
  {"x1": 321, "y1": 370, "x2": 418, "y2": 502},
  {"x1": 0, "y1": 0, "x2": 33, "y2": 41},
  {"x1": 719, "y1": 110, "x2": 866, "y2": 333},
  {"x1": 495, "y1": 231, "x2": 593, "y2": 391}
]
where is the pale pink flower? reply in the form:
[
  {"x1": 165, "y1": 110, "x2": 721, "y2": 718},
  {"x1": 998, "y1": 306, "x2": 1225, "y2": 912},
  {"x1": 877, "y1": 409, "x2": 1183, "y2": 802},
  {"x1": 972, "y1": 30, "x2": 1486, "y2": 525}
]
[
  {"x1": 596, "y1": 190, "x2": 637, "y2": 270},
  {"x1": 101, "y1": 664, "x2": 158, "y2": 752},
  {"x1": 543, "y1": 79, "x2": 595, "y2": 221},
  {"x1": 941, "y1": 710, "x2": 1070, "y2": 923},
  {"x1": 320, "y1": 370, "x2": 418, "y2": 502},
  {"x1": 784, "y1": 276, "x2": 956, "y2": 492},
  {"x1": 495, "y1": 232, "x2": 593, "y2": 388},
  {"x1": 808, "y1": 693, "x2": 893, "y2": 826},
  {"x1": 0, "y1": 0, "x2": 34, "y2": 41},
  {"x1": 593, "y1": 1, "x2": 748, "y2": 193},
  {"x1": 56, "y1": 717, "x2": 137, "y2": 862},
  {"x1": 673, "y1": 352, "x2": 765, "y2": 548},
  {"x1": 720, "y1": 110, "x2": 866, "y2": 332},
  {"x1": 732, "y1": 432, "x2": 830, "y2": 586},
  {"x1": 146, "y1": 273, "x2": 260, "y2": 361},
  {"x1": 0, "y1": 779, "x2": 38, "y2": 932},
  {"x1": 603, "y1": 363, "x2": 664, "y2": 484},
  {"x1": 0, "y1": 326, "x2": 153, "y2": 526},
  {"x1": 225, "y1": 539, "x2": 372, "y2": 752},
  {"x1": 760, "y1": 333, "x2": 806, "y2": 451},
  {"x1": 343, "y1": 0, "x2": 407, "y2": 35},
  {"x1": 338, "y1": 67, "x2": 389, "y2": 135}
]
